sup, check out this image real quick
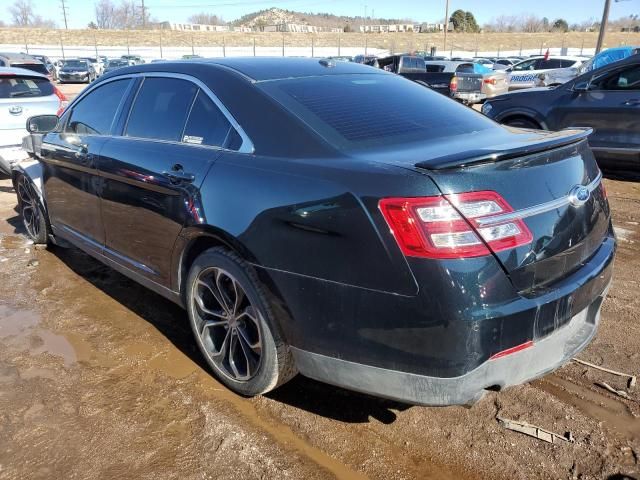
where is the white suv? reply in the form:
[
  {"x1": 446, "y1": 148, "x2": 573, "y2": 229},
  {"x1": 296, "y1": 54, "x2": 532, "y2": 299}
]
[
  {"x1": 0, "y1": 66, "x2": 67, "y2": 175},
  {"x1": 507, "y1": 56, "x2": 584, "y2": 90}
]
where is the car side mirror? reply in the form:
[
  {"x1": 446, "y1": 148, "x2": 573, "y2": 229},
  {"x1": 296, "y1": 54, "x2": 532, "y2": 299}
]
[
  {"x1": 26, "y1": 114, "x2": 59, "y2": 133},
  {"x1": 572, "y1": 77, "x2": 592, "y2": 93}
]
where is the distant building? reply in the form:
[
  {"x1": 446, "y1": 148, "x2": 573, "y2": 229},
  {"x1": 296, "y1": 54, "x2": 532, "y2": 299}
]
[
  {"x1": 233, "y1": 26, "x2": 253, "y2": 32},
  {"x1": 159, "y1": 21, "x2": 229, "y2": 32},
  {"x1": 359, "y1": 22, "x2": 452, "y2": 33},
  {"x1": 263, "y1": 23, "x2": 340, "y2": 33}
]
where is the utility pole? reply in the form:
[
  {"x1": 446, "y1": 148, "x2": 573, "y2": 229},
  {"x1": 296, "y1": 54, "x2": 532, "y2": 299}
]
[
  {"x1": 595, "y1": 0, "x2": 612, "y2": 53},
  {"x1": 60, "y1": 0, "x2": 68, "y2": 30},
  {"x1": 140, "y1": 0, "x2": 147, "y2": 28},
  {"x1": 443, "y1": 0, "x2": 450, "y2": 52},
  {"x1": 364, "y1": 4, "x2": 367, "y2": 33}
]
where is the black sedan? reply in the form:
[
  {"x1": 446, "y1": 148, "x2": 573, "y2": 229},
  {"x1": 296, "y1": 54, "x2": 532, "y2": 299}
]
[
  {"x1": 482, "y1": 55, "x2": 640, "y2": 169},
  {"x1": 16, "y1": 58, "x2": 614, "y2": 406},
  {"x1": 58, "y1": 59, "x2": 96, "y2": 84}
]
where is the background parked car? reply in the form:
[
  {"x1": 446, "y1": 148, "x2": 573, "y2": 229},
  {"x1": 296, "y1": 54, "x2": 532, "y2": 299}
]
[
  {"x1": 103, "y1": 58, "x2": 130, "y2": 74},
  {"x1": 121, "y1": 55, "x2": 145, "y2": 65},
  {"x1": 507, "y1": 56, "x2": 584, "y2": 90},
  {"x1": 0, "y1": 66, "x2": 66, "y2": 175},
  {"x1": 473, "y1": 63, "x2": 510, "y2": 98},
  {"x1": 58, "y1": 59, "x2": 96, "y2": 84},
  {"x1": 482, "y1": 55, "x2": 640, "y2": 169},
  {"x1": 414, "y1": 60, "x2": 486, "y2": 104},
  {"x1": 30, "y1": 54, "x2": 57, "y2": 81},
  {"x1": 0, "y1": 52, "x2": 50, "y2": 79},
  {"x1": 79, "y1": 57, "x2": 104, "y2": 77},
  {"x1": 578, "y1": 46, "x2": 640, "y2": 75}
]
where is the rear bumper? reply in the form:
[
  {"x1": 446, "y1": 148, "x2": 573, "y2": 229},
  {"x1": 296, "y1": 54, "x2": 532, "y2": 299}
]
[
  {"x1": 292, "y1": 295, "x2": 604, "y2": 406},
  {"x1": 289, "y1": 235, "x2": 615, "y2": 406},
  {"x1": 453, "y1": 92, "x2": 487, "y2": 104}
]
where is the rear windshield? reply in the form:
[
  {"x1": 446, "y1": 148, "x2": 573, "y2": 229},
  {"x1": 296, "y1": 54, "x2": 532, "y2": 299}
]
[
  {"x1": 108, "y1": 60, "x2": 127, "y2": 67},
  {"x1": 259, "y1": 73, "x2": 495, "y2": 150},
  {"x1": 12, "y1": 63, "x2": 48, "y2": 75},
  {"x1": 0, "y1": 76, "x2": 53, "y2": 98}
]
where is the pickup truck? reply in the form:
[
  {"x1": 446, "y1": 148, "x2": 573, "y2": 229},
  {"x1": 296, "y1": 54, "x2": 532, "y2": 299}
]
[{"x1": 374, "y1": 56, "x2": 486, "y2": 105}]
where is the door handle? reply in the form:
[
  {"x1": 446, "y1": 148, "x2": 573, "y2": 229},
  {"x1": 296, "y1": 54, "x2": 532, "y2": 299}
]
[
  {"x1": 162, "y1": 168, "x2": 195, "y2": 183},
  {"x1": 622, "y1": 99, "x2": 640, "y2": 106}
]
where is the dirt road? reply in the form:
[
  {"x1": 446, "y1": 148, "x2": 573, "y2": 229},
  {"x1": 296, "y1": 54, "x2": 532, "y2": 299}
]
[{"x1": 0, "y1": 173, "x2": 638, "y2": 480}]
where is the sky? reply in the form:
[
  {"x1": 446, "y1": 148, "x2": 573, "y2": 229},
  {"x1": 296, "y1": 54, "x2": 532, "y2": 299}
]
[{"x1": 16, "y1": 0, "x2": 640, "y2": 29}]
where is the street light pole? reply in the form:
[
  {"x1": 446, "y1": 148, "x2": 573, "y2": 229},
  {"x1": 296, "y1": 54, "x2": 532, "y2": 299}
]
[
  {"x1": 443, "y1": 0, "x2": 450, "y2": 52},
  {"x1": 595, "y1": 0, "x2": 612, "y2": 54}
]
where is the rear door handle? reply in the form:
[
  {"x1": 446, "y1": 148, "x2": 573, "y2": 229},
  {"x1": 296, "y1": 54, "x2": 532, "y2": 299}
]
[
  {"x1": 162, "y1": 169, "x2": 195, "y2": 183},
  {"x1": 622, "y1": 99, "x2": 640, "y2": 106}
]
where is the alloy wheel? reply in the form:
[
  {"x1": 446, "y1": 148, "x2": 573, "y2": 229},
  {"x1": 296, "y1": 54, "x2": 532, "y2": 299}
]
[
  {"x1": 192, "y1": 267, "x2": 263, "y2": 382},
  {"x1": 17, "y1": 176, "x2": 41, "y2": 240}
]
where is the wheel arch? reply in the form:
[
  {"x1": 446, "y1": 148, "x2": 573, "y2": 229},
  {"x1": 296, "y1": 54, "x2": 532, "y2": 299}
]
[{"x1": 495, "y1": 108, "x2": 549, "y2": 130}]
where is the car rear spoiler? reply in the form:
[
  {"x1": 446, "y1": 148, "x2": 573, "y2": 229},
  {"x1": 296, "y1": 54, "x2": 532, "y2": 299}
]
[{"x1": 415, "y1": 128, "x2": 593, "y2": 170}]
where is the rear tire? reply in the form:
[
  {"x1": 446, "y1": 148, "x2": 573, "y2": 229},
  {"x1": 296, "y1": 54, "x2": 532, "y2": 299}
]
[
  {"x1": 186, "y1": 247, "x2": 296, "y2": 396},
  {"x1": 16, "y1": 174, "x2": 49, "y2": 245},
  {"x1": 503, "y1": 117, "x2": 541, "y2": 129}
]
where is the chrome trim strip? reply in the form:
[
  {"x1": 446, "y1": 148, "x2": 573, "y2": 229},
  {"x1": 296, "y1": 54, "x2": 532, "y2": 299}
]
[
  {"x1": 475, "y1": 171, "x2": 602, "y2": 227},
  {"x1": 65, "y1": 72, "x2": 255, "y2": 154}
]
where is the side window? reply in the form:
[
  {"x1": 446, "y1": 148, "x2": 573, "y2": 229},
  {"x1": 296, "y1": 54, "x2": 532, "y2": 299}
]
[
  {"x1": 65, "y1": 79, "x2": 130, "y2": 135},
  {"x1": 559, "y1": 59, "x2": 577, "y2": 68},
  {"x1": 535, "y1": 59, "x2": 562, "y2": 70},
  {"x1": 456, "y1": 64, "x2": 474, "y2": 73},
  {"x1": 183, "y1": 89, "x2": 240, "y2": 149},
  {"x1": 593, "y1": 65, "x2": 640, "y2": 91},
  {"x1": 513, "y1": 59, "x2": 537, "y2": 71},
  {"x1": 126, "y1": 77, "x2": 197, "y2": 142}
]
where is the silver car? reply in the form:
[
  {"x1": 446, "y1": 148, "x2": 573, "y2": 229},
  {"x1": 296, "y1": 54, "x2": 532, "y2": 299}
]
[{"x1": 0, "y1": 66, "x2": 66, "y2": 174}]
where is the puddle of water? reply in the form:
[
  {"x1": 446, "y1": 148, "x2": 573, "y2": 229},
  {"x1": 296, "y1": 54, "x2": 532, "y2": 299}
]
[
  {"x1": 0, "y1": 304, "x2": 40, "y2": 337},
  {"x1": 0, "y1": 234, "x2": 31, "y2": 250},
  {"x1": 31, "y1": 330, "x2": 77, "y2": 367},
  {"x1": 537, "y1": 376, "x2": 640, "y2": 441}
]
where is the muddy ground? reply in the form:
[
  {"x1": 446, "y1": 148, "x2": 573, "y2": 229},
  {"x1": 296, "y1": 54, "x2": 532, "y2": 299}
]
[{"x1": 0, "y1": 169, "x2": 639, "y2": 480}]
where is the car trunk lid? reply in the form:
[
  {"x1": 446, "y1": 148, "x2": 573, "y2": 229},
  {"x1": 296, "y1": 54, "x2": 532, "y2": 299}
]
[{"x1": 418, "y1": 129, "x2": 610, "y2": 293}]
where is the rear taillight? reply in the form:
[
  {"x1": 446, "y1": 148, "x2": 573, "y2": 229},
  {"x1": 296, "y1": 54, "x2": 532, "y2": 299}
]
[
  {"x1": 379, "y1": 191, "x2": 533, "y2": 259},
  {"x1": 483, "y1": 78, "x2": 497, "y2": 85},
  {"x1": 53, "y1": 85, "x2": 68, "y2": 116},
  {"x1": 449, "y1": 76, "x2": 458, "y2": 92}
]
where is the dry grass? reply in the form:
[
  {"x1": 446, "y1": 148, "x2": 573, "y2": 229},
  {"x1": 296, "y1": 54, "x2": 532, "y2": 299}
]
[{"x1": 1, "y1": 28, "x2": 639, "y2": 54}]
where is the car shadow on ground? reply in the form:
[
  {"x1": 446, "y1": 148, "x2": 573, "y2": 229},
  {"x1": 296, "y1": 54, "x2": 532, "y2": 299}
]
[{"x1": 40, "y1": 243, "x2": 412, "y2": 424}]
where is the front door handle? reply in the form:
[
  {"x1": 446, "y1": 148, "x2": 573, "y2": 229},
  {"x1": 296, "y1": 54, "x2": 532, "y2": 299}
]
[
  {"x1": 622, "y1": 99, "x2": 640, "y2": 106},
  {"x1": 162, "y1": 168, "x2": 195, "y2": 183}
]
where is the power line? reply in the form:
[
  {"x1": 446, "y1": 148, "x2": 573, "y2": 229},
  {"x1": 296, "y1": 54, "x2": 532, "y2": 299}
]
[{"x1": 60, "y1": 0, "x2": 69, "y2": 30}]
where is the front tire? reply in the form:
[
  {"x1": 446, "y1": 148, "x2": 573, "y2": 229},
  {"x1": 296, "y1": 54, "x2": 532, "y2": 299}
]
[
  {"x1": 186, "y1": 247, "x2": 296, "y2": 396},
  {"x1": 16, "y1": 174, "x2": 48, "y2": 244}
]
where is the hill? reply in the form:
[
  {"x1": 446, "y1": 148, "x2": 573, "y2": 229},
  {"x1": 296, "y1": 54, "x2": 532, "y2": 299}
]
[{"x1": 230, "y1": 7, "x2": 413, "y2": 30}]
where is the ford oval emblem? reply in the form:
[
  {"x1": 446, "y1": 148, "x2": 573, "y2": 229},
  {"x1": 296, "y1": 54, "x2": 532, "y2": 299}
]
[
  {"x1": 568, "y1": 185, "x2": 590, "y2": 207},
  {"x1": 8, "y1": 105, "x2": 23, "y2": 115}
]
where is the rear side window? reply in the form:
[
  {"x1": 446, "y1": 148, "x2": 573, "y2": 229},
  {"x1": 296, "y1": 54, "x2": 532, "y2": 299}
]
[
  {"x1": 182, "y1": 90, "x2": 238, "y2": 149},
  {"x1": 126, "y1": 77, "x2": 197, "y2": 142},
  {"x1": 12, "y1": 63, "x2": 49, "y2": 75},
  {"x1": 0, "y1": 76, "x2": 53, "y2": 98},
  {"x1": 66, "y1": 79, "x2": 131, "y2": 135},
  {"x1": 535, "y1": 59, "x2": 563, "y2": 69},
  {"x1": 559, "y1": 59, "x2": 578, "y2": 68},
  {"x1": 593, "y1": 65, "x2": 640, "y2": 91},
  {"x1": 426, "y1": 64, "x2": 445, "y2": 72},
  {"x1": 260, "y1": 74, "x2": 496, "y2": 150}
]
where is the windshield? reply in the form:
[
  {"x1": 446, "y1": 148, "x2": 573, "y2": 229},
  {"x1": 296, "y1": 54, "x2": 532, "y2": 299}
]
[
  {"x1": 0, "y1": 76, "x2": 53, "y2": 98},
  {"x1": 63, "y1": 60, "x2": 88, "y2": 68},
  {"x1": 259, "y1": 73, "x2": 495, "y2": 151}
]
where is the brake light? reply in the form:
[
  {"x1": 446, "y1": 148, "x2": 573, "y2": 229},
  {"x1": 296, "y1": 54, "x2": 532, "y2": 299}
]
[
  {"x1": 449, "y1": 76, "x2": 458, "y2": 92},
  {"x1": 379, "y1": 191, "x2": 533, "y2": 259},
  {"x1": 483, "y1": 78, "x2": 497, "y2": 85},
  {"x1": 53, "y1": 85, "x2": 68, "y2": 116}
]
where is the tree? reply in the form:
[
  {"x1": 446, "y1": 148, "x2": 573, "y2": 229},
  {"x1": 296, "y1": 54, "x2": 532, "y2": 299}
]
[
  {"x1": 553, "y1": 18, "x2": 569, "y2": 32},
  {"x1": 9, "y1": 0, "x2": 34, "y2": 26},
  {"x1": 187, "y1": 12, "x2": 224, "y2": 25},
  {"x1": 449, "y1": 9, "x2": 466, "y2": 31},
  {"x1": 95, "y1": 0, "x2": 118, "y2": 29},
  {"x1": 87, "y1": 21, "x2": 98, "y2": 29},
  {"x1": 464, "y1": 11, "x2": 479, "y2": 33},
  {"x1": 343, "y1": 23, "x2": 353, "y2": 32}
]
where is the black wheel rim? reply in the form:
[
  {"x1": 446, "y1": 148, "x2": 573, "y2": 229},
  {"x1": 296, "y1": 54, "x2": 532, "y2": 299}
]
[
  {"x1": 191, "y1": 267, "x2": 263, "y2": 382},
  {"x1": 17, "y1": 176, "x2": 41, "y2": 240}
]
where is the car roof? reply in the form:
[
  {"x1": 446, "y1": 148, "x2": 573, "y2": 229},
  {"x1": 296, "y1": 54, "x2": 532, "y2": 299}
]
[
  {"x1": 115, "y1": 57, "x2": 387, "y2": 82},
  {"x1": 0, "y1": 52, "x2": 43, "y2": 63},
  {"x1": 518, "y1": 55, "x2": 583, "y2": 61},
  {"x1": 0, "y1": 65, "x2": 48, "y2": 78}
]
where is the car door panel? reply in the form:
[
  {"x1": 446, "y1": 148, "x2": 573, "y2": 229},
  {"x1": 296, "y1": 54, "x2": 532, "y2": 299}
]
[
  {"x1": 98, "y1": 138, "x2": 218, "y2": 285},
  {"x1": 40, "y1": 78, "x2": 133, "y2": 252}
]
